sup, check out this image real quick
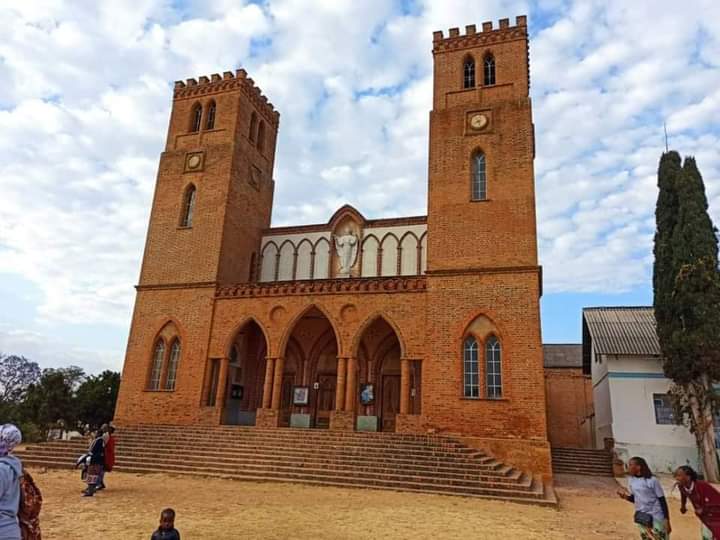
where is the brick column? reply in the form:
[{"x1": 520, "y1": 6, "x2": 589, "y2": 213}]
[
  {"x1": 261, "y1": 357, "x2": 275, "y2": 409},
  {"x1": 344, "y1": 356, "x2": 357, "y2": 412},
  {"x1": 335, "y1": 357, "x2": 347, "y2": 411},
  {"x1": 215, "y1": 357, "x2": 230, "y2": 410},
  {"x1": 271, "y1": 357, "x2": 285, "y2": 410},
  {"x1": 400, "y1": 358, "x2": 410, "y2": 414}
]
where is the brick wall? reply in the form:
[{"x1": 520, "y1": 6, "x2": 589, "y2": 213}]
[{"x1": 545, "y1": 367, "x2": 594, "y2": 448}]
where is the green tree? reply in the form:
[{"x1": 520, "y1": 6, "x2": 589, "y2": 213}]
[
  {"x1": 75, "y1": 370, "x2": 121, "y2": 428},
  {"x1": 653, "y1": 153, "x2": 720, "y2": 481},
  {"x1": 0, "y1": 354, "x2": 41, "y2": 421},
  {"x1": 22, "y1": 367, "x2": 86, "y2": 436}
]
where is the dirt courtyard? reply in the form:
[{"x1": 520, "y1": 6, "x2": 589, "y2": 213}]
[{"x1": 34, "y1": 469, "x2": 702, "y2": 539}]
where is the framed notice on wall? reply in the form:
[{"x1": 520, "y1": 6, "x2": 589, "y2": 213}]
[
  {"x1": 293, "y1": 386, "x2": 309, "y2": 405},
  {"x1": 360, "y1": 383, "x2": 374, "y2": 405}
]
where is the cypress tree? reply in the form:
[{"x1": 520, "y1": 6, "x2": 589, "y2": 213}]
[
  {"x1": 653, "y1": 151, "x2": 682, "y2": 355},
  {"x1": 654, "y1": 152, "x2": 720, "y2": 480}
]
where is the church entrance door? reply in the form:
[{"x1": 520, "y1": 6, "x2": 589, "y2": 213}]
[
  {"x1": 314, "y1": 374, "x2": 336, "y2": 428},
  {"x1": 279, "y1": 374, "x2": 295, "y2": 427},
  {"x1": 381, "y1": 375, "x2": 400, "y2": 432}
]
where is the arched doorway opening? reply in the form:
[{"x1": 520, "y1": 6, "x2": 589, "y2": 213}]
[
  {"x1": 223, "y1": 320, "x2": 267, "y2": 425},
  {"x1": 356, "y1": 317, "x2": 419, "y2": 432},
  {"x1": 281, "y1": 307, "x2": 339, "y2": 428}
]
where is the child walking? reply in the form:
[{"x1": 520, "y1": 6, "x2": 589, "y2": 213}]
[
  {"x1": 674, "y1": 465, "x2": 720, "y2": 539},
  {"x1": 151, "y1": 508, "x2": 180, "y2": 540},
  {"x1": 617, "y1": 456, "x2": 671, "y2": 539}
]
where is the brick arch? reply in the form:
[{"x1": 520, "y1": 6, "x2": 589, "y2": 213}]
[
  {"x1": 459, "y1": 310, "x2": 507, "y2": 345},
  {"x1": 277, "y1": 304, "x2": 343, "y2": 358},
  {"x1": 350, "y1": 312, "x2": 407, "y2": 359},
  {"x1": 145, "y1": 318, "x2": 187, "y2": 389},
  {"x1": 222, "y1": 316, "x2": 271, "y2": 359}
]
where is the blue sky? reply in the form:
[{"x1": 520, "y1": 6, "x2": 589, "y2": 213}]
[{"x1": 0, "y1": 0, "x2": 718, "y2": 373}]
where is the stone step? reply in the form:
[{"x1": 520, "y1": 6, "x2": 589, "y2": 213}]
[
  {"x1": 23, "y1": 453, "x2": 518, "y2": 483},
  {"x1": 20, "y1": 457, "x2": 542, "y2": 500},
  {"x1": 29, "y1": 441, "x2": 481, "y2": 463},
  {"x1": 119, "y1": 426, "x2": 451, "y2": 444},
  {"x1": 19, "y1": 446, "x2": 507, "y2": 475},
  {"x1": 21, "y1": 424, "x2": 554, "y2": 505},
  {"x1": 109, "y1": 433, "x2": 471, "y2": 452}
]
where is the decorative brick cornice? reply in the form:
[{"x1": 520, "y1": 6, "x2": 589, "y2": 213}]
[
  {"x1": 264, "y1": 213, "x2": 427, "y2": 236},
  {"x1": 216, "y1": 276, "x2": 427, "y2": 298},
  {"x1": 173, "y1": 69, "x2": 279, "y2": 126}
]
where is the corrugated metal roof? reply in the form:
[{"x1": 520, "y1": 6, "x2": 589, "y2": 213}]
[
  {"x1": 543, "y1": 344, "x2": 582, "y2": 368},
  {"x1": 582, "y1": 307, "x2": 662, "y2": 356}
]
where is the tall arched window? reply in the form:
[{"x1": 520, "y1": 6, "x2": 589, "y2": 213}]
[
  {"x1": 180, "y1": 185, "x2": 196, "y2": 227},
  {"x1": 205, "y1": 100, "x2": 216, "y2": 130},
  {"x1": 190, "y1": 103, "x2": 202, "y2": 132},
  {"x1": 463, "y1": 56, "x2": 476, "y2": 88},
  {"x1": 463, "y1": 336, "x2": 479, "y2": 398},
  {"x1": 249, "y1": 112, "x2": 258, "y2": 142},
  {"x1": 257, "y1": 121, "x2": 265, "y2": 152},
  {"x1": 149, "y1": 340, "x2": 165, "y2": 390},
  {"x1": 483, "y1": 54, "x2": 496, "y2": 86},
  {"x1": 486, "y1": 336, "x2": 502, "y2": 398},
  {"x1": 472, "y1": 152, "x2": 487, "y2": 201},
  {"x1": 165, "y1": 340, "x2": 181, "y2": 390}
]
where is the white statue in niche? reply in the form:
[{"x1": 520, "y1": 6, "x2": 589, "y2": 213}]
[{"x1": 333, "y1": 227, "x2": 358, "y2": 277}]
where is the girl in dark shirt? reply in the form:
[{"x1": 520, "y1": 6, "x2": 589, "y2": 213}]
[{"x1": 151, "y1": 508, "x2": 180, "y2": 540}]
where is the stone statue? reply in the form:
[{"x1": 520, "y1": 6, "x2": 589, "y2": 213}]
[{"x1": 334, "y1": 227, "x2": 358, "y2": 277}]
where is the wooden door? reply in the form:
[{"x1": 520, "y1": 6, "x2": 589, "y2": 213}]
[
  {"x1": 381, "y1": 375, "x2": 400, "y2": 432},
  {"x1": 314, "y1": 374, "x2": 336, "y2": 429},
  {"x1": 279, "y1": 374, "x2": 294, "y2": 427}
]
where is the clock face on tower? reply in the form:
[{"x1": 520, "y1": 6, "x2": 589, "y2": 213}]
[{"x1": 470, "y1": 113, "x2": 488, "y2": 131}]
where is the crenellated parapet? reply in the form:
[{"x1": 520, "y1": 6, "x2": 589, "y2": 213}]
[
  {"x1": 432, "y1": 15, "x2": 528, "y2": 53},
  {"x1": 173, "y1": 68, "x2": 279, "y2": 126}
]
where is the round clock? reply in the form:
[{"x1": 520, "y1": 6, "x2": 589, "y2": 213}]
[
  {"x1": 187, "y1": 154, "x2": 201, "y2": 169},
  {"x1": 470, "y1": 113, "x2": 488, "y2": 131}
]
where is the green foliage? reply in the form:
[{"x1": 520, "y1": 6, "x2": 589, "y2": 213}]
[
  {"x1": 75, "y1": 371, "x2": 121, "y2": 428},
  {"x1": 0, "y1": 353, "x2": 41, "y2": 405},
  {"x1": 0, "y1": 353, "x2": 120, "y2": 440},
  {"x1": 653, "y1": 151, "x2": 720, "y2": 478}
]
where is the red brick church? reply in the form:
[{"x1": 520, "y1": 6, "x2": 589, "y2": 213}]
[{"x1": 114, "y1": 15, "x2": 551, "y2": 478}]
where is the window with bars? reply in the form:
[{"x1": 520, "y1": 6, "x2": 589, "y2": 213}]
[
  {"x1": 148, "y1": 340, "x2": 165, "y2": 390},
  {"x1": 205, "y1": 101, "x2": 216, "y2": 130},
  {"x1": 164, "y1": 340, "x2": 181, "y2": 390},
  {"x1": 653, "y1": 394, "x2": 676, "y2": 425},
  {"x1": 484, "y1": 54, "x2": 496, "y2": 86},
  {"x1": 472, "y1": 152, "x2": 487, "y2": 200},
  {"x1": 463, "y1": 336, "x2": 479, "y2": 398},
  {"x1": 463, "y1": 57, "x2": 475, "y2": 89},
  {"x1": 180, "y1": 185, "x2": 196, "y2": 227},
  {"x1": 486, "y1": 336, "x2": 502, "y2": 398},
  {"x1": 190, "y1": 103, "x2": 202, "y2": 132}
]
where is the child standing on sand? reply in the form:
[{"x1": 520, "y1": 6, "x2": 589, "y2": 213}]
[{"x1": 151, "y1": 508, "x2": 180, "y2": 540}]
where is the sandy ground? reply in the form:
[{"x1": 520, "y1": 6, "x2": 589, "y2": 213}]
[{"x1": 32, "y1": 469, "x2": 704, "y2": 539}]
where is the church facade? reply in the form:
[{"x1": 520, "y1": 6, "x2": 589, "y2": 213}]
[{"x1": 114, "y1": 15, "x2": 551, "y2": 477}]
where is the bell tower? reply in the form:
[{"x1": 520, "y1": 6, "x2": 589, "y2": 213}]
[
  {"x1": 138, "y1": 69, "x2": 279, "y2": 287},
  {"x1": 426, "y1": 16, "x2": 537, "y2": 272}
]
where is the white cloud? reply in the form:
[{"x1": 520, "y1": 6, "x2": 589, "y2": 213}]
[{"x1": 0, "y1": 0, "x2": 718, "y2": 372}]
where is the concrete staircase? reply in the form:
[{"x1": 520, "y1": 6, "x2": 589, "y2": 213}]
[
  {"x1": 552, "y1": 447, "x2": 613, "y2": 476},
  {"x1": 17, "y1": 425, "x2": 556, "y2": 506}
]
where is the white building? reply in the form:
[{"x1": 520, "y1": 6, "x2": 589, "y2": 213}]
[{"x1": 583, "y1": 307, "x2": 698, "y2": 473}]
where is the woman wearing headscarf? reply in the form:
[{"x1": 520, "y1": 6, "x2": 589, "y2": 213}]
[{"x1": 0, "y1": 424, "x2": 23, "y2": 540}]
